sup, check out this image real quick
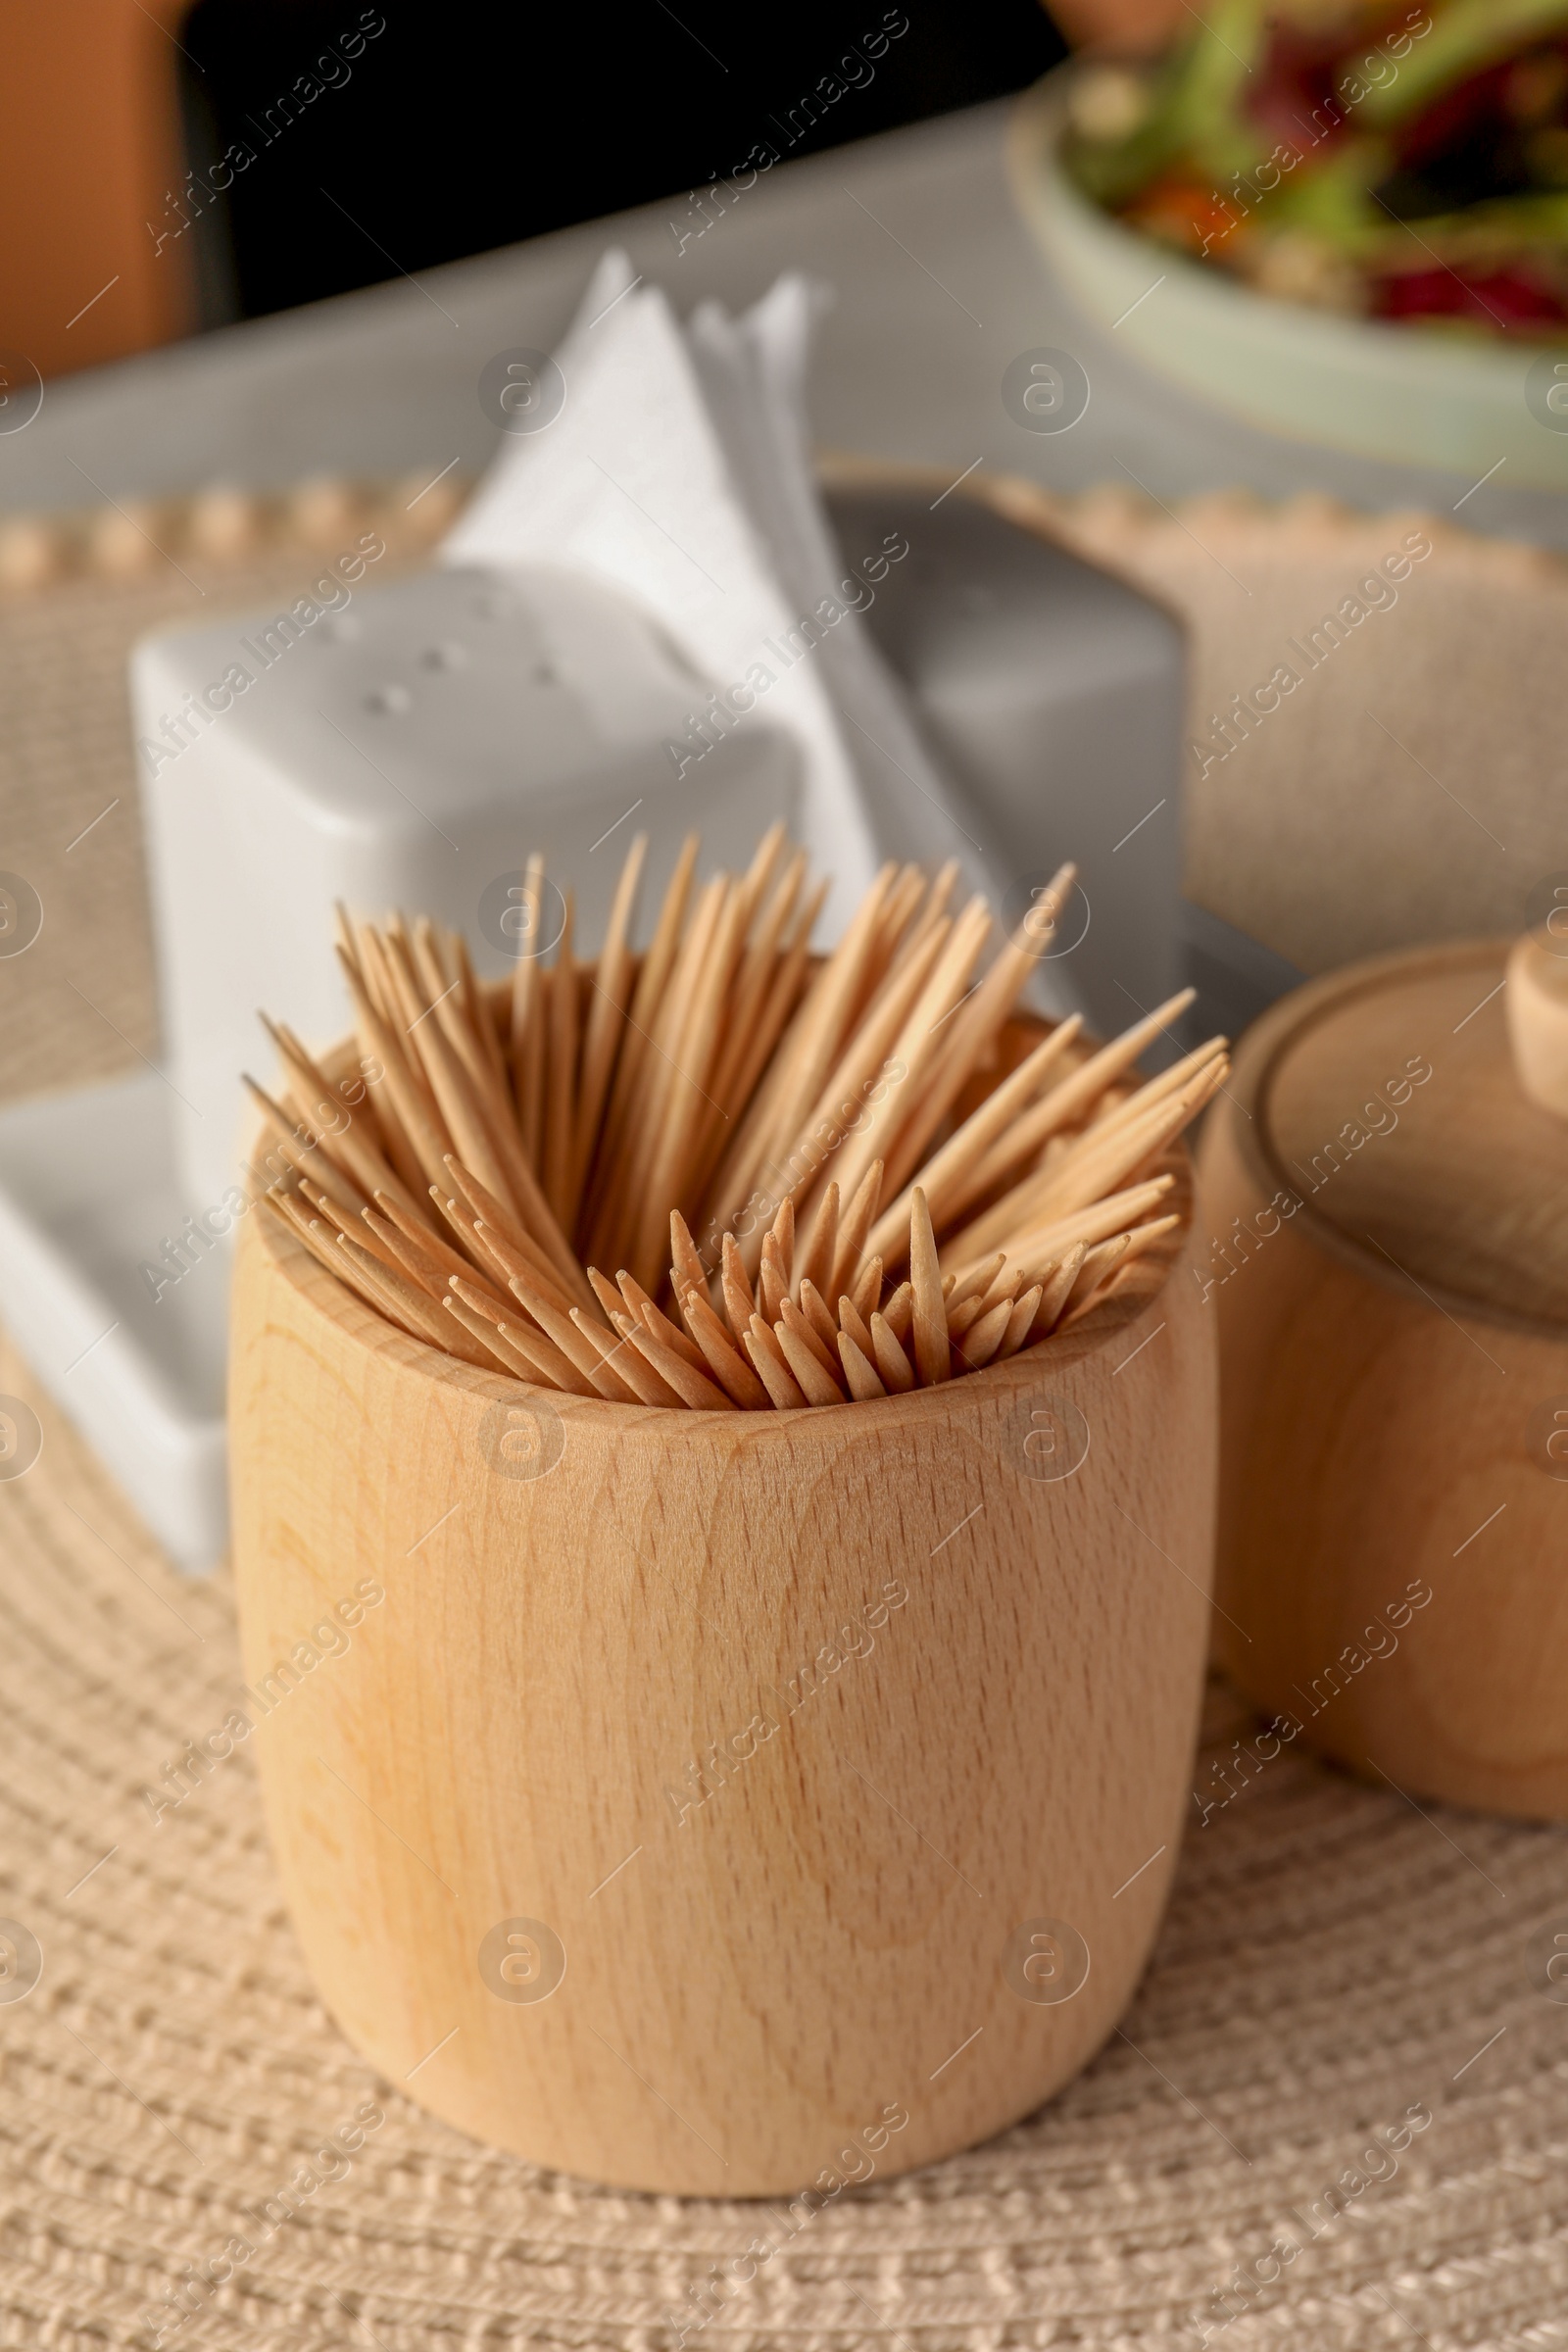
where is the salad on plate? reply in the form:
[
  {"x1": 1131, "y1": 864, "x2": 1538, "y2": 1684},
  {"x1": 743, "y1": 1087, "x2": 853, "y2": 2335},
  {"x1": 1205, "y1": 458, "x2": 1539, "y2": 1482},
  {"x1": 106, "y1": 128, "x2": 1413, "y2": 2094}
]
[{"x1": 1062, "y1": 0, "x2": 1568, "y2": 335}]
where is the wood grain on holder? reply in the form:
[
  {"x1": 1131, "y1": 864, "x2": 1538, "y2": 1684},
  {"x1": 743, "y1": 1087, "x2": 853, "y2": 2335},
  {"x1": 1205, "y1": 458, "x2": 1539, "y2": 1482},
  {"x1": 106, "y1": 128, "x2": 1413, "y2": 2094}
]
[{"x1": 246, "y1": 824, "x2": 1228, "y2": 1408}]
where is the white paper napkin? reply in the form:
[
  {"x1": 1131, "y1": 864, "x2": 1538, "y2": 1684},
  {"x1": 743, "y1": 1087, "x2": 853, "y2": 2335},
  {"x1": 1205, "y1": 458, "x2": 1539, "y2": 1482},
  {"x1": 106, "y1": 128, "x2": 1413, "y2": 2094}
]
[{"x1": 443, "y1": 249, "x2": 987, "y2": 932}]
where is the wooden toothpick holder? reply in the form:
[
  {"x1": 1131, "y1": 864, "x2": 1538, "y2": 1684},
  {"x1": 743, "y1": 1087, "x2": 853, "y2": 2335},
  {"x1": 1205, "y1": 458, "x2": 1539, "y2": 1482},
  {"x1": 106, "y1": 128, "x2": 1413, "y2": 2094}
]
[{"x1": 229, "y1": 1166, "x2": 1215, "y2": 2195}]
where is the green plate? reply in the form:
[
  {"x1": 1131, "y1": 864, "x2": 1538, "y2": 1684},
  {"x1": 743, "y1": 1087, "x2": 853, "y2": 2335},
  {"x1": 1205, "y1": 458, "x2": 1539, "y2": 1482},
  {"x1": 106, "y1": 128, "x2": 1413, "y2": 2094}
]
[{"x1": 1007, "y1": 72, "x2": 1568, "y2": 491}]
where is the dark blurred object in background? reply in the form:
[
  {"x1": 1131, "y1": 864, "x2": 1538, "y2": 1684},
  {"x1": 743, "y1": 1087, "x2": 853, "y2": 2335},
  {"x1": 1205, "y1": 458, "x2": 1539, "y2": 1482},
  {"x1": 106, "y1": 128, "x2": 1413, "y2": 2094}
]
[{"x1": 173, "y1": 0, "x2": 1068, "y2": 327}]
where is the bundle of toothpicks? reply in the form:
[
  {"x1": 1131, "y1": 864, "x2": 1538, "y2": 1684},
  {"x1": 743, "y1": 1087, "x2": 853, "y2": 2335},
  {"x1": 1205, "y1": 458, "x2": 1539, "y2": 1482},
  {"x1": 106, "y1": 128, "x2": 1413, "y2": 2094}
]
[{"x1": 249, "y1": 825, "x2": 1227, "y2": 1410}]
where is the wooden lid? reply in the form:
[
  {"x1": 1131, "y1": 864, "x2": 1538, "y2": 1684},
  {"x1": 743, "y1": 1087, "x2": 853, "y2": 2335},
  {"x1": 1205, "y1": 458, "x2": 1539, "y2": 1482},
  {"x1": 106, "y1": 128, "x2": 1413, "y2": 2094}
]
[{"x1": 1248, "y1": 940, "x2": 1568, "y2": 1329}]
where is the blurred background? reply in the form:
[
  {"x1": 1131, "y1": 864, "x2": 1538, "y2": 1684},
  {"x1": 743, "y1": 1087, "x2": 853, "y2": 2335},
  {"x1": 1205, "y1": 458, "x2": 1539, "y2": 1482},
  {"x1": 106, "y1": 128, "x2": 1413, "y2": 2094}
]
[{"x1": 1, "y1": 0, "x2": 1137, "y2": 380}]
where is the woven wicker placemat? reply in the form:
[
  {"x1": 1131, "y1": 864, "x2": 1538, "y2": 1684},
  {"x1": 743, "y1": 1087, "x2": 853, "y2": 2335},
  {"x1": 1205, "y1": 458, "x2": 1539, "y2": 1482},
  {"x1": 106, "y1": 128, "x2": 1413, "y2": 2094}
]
[
  {"x1": 1, "y1": 479, "x2": 1565, "y2": 2351},
  {"x1": 4, "y1": 1333, "x2": 1566, "y2": 2352}
]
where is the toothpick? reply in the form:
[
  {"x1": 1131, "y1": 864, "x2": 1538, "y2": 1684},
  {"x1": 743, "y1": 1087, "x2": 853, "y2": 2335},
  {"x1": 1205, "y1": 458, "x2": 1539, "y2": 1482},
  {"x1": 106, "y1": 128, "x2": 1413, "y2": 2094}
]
[
  {"x1": 839, "y1": 1330, "x2": 888, "y2": 1401},
  {"x1": 979, "y1": 1257, "x2": 1020, "y2": 1312},
  {"x1": 444, "y1": 1158, "x2": 592, "y2": 1317},
  {"x1": 745, "y1": 1315, "x2": 807, "y2": 1409},
  {"x1": 943, "y1": 988, "x2": 1197, "y2": 1228},
  {"x1": 1120, "y1": 1211, "x2": 1182, "y2": 1262},
  {"x1": 720, "y1": 1234, "x2": 755, "y2": 1337},
  {"x1": 778, "y1": 1295, "x2": 840, "y2": 1382},
  {"x1": 449, "y1": 1274, "x2": 593, "y2": 1394},
  {"x1": 680, "y1": 1289, "x2": 772, "y2": 1408},
  {"x1": 829, "y1": 1160, "x2": 883, "y2": 1303},
  {"x1": 508, "y1": 1272, "x2": 638, "y2": 1402},
  {"x1": 510, "y1": 852, "x2": 547, "y2": 1155},
  {"x1": 585, "y1": 834, "x2": 699, "y2": 1260},
  {"x1": 414, "y1": 934, "x2": 557, "y2": 1233},
  {"x1": 265, "y1": 1194, "x2": 373, "y2": 1300},
  {"x1": 260, "y1": 1015, "x2": 415, "y2": 1216},
  {"x1": 997, "y1": 1285, "x2": 1043, "y2": 1359},
  {"x1": 544, "y1": 894, "x2": 579, "y2": 1231},
  {"x1": 687, "y1": 847, "x2": 807, "y2": 1196},
  {"x1": 769, "y1": 1196, "x2": 795, "y2": 1287},
  {"x1": 431, "y1": 1187, "x2": 501, "y2": 1280},
  {"x1": 691, "y1": 875, "x2": 825, "y2": 1228},
  {"x1": 908, "y1": 1189, "x2": 950, "y2": 1387},
  {"x1": 866, "y1": 1016, "x2": 1082, "y2": 1269},
  {"x1": 360, "y1": 1204, "x2": 454, "y2": 1304},
  {"x1": 946, "y1": 1253, "x2": 1006, "y2": 1316},
  {"x1": 1060, "y1": 1233, "x2": 1133, "y2": 1323},
  {"x1": 462, "y1": 1217, "x2": 576, "y2": 1326},
  {"x1": 1036, "y1": 1244, "x2": 1088, "y2": 1334},
  {"x1": 243, "y1": 1076, "x2": 366, "y2": 1222},
  {"x1": 945, "y1": 1174, "x2": 1177, "y2": 1288},
  {"x1": 947, "y1": 1294, "x2": 990, "y2": 1343},
  {"x1": 625, "y1": 1319, "x2": 736, "y2": 1410},
  {"x1": 618, "y1": 1275, "x2": 708, "y2": 1373},
  {"x1": 881, "y1": 861, "x2": 1075, "y2": 1200},
  {"x1": 881, "y1": 1280, "x2": 913, "y2": 1342},
  {"x1": 781, "y1": 917, "x2": 952, "y2": 1226},
  {"x1": 668, "y1": 1209, "x2": 709, "y2": 1303},
  {"x1": 375, "y1": 1190, "x2": 492, "y2": 1295},
  {"x1": 573, "y1": 834, "x2": 646, "y2": 1210},
  {"x1": 824, "y1": 897, "x2": 994, "y2": 1223},
  {"x1": 851, "y1": 1253, "x2": 884, "y2": 1325},
  {"x1": 575, "y1": 1311, "x2": 684, "y2": 1407},
  {"x1": 273, "y1": 834, "x2": 1223, "y2": 1410},
  {"x1": 775, "y1": 1318, "x2": 845, "y2": 1405},
  {"x1": 333, "y1": 946, "x2": 455, "y2": 1195},
  {"x1": 759, "y1": 1235, "x2": 788, "y2": 1327},
  {"x1": 703, "y1": 863, "x2": 895, "y2": 1255},
  {"x1": 954, "y1": 1295, "x2": 1013, "y2": 1371},
  {"x1": 1019, "y1": 1057, "x2": 1228, "y2": 1232},
  {"x1": 455, "y1": 931, "x2": 508, "y2": 1092},
  {"x1": 869, "y1": 1310, "x2": 915, "y2": 1394},
  {"x1": 336, "y1": 1232, "x2": 474, "y2": 1359},
  {"x1": 797, "y1": 1280, "x2": 839, "y2": 1354},
  {"x1": 634, "y1": 877, "x2": 744, "y2": 1286},
  {"x1": 796, "y1": 1182, "x2": 839, "y2": 1306}
]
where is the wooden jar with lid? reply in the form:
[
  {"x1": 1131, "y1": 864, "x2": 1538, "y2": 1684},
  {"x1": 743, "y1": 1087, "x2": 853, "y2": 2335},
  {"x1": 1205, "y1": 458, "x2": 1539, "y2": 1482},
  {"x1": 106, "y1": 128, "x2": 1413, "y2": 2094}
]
[{"x1": 1198, "y1": 937, "x2": 1568, "y2": 1819}]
